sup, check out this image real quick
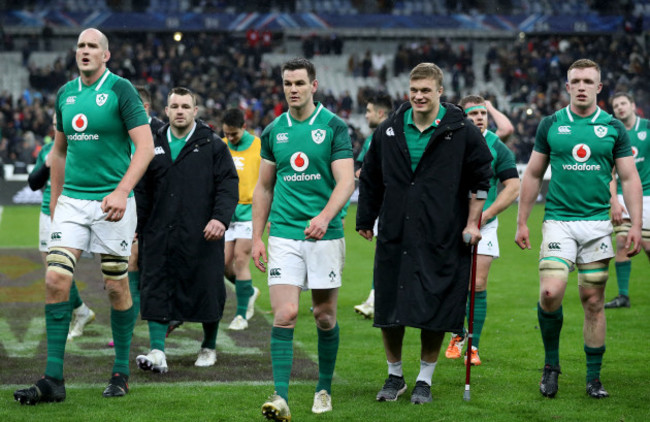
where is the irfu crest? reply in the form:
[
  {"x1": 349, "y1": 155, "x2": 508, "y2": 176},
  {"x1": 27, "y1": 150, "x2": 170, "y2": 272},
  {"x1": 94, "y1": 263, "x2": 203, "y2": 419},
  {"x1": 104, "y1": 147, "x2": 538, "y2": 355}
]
[
  {"x1": 312, "y1": 129, "x2": 326, "y2": 144},
  {"x1": 96, "y1": 93, "x2": 108, "y2": 106}
]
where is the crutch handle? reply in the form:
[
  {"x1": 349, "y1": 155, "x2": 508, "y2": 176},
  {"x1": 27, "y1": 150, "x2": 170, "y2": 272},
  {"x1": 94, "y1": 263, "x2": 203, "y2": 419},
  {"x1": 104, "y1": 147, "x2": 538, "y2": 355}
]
[{"x1": 463, "y1": 232, "x2": 472, "y2": 244}]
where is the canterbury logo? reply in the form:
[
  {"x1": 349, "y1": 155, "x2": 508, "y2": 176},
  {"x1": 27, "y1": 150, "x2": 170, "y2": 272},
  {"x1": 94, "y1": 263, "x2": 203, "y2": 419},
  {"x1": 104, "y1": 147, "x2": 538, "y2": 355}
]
[
  {"x1": 269, "y1": 268, "x2": 281, "y2": 277},
  {"x1": 558, "y1": 126, "x2": 571, "y2": 134},
  {"x1": 276, "y1": 133, "x2": 288, "y2": 142},
  {"x1": 51, "y1": 232, "x2": 62, "y2": 240},
  {"x1": 547, "y1": 242, "x2": 561, "y2": 250},
  {"x1": 154, "y1": 146, "x2": 165, "y2": 155},
  {"x1": 386, "y1": 127, "x2": 395, "y2": 136}
]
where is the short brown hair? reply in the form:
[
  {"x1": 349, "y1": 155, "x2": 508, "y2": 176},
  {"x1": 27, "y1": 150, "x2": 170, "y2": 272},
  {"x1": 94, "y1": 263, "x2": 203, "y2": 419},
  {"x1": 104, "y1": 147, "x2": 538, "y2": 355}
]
[
  {"x1": 135, "y1": 85, "x2": 151, "y2": 104},
  {"x1": 282, "y1": 57, "x2": 316, "y2": 82},
  {"x1": 610, "y1": 91, "x2": 634, "y2": 105},
  {"x1": 409, "y1": 63, "x2": 443, "y2": 87},
  {"x1": 459, "y1": 95, "x2": 486, "y2": 110},
  {"x1": 568, "y1": 59, "x2": 600, "y2": 75},
  {"x1": 168, "y1": 86, "x2": 196, "y2": 106},
  {"x1": 222, "y1": 108, "x2": 245, "y2": 128}
]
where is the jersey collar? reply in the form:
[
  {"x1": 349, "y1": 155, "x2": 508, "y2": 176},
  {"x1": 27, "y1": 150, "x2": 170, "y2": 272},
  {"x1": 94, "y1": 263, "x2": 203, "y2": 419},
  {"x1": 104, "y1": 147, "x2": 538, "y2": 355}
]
[
  {"x1": 167, "y1": 121, "x2": 197, "y2": 144},
  {"x1": 285, "y1": 102, "x2": 323, "y2": 127},
  {"x1": 564, "y1": 105, "x2": 601, "y2": 123},
  {"x1": 77, "y1": 69, "x2": 111, "y2": 92}
]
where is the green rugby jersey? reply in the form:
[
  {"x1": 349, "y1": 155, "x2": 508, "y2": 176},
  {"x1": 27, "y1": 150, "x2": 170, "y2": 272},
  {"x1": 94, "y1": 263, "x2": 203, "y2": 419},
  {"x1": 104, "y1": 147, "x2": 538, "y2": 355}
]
[
  {"x1": 356, "y1": 134, "x2": 372, "y2": 163},
  {"x1": 616, "y1": 116, "x2": 650, "y2": 195},
  {"x1": 484, "y1": 129, "x2": 517, "y2": 224},
  {"x1": 403, "y1": 106, "x2": 447, "y2": 171},
  {"x1": 534, "y1": 106, "x2": 632, "y2": 221},
  {"x1": 261, "y1": 102, "x2": 353, "y2": 240},
  {"x1": 55, "y1": 69, "x2": 148, "y2": 200},
  {"x1": 33, "y1": 142, "x2": 53, "y2": 216}
]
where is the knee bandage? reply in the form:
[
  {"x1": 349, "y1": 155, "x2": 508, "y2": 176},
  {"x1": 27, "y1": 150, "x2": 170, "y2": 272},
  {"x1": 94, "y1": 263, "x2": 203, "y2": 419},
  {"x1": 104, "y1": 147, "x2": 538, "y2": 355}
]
[
  {"x1": 539, "y1": 257, "x2": 571, "y2": 282},
  {"x1": 46, "y1": 247, "x2": 77, "y2": 277},
  {"x1": 577, "y1": 262, "x2": 608, "y2": 287},
  {"x1": 101, "y1": 255, "x2": 129, "y2": 280},
  {"x1": 613, "y1": 222, "x2": 631, "y2": 238}
]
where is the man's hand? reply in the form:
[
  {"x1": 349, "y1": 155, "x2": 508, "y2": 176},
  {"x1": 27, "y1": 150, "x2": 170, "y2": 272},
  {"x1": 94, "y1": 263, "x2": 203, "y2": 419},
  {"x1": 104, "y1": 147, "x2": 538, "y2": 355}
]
[
  {"x1": 358, "y1": 229, "x2": 374, "y2": 241},
  {"x1": 514, "y1": 224, "x2": 531, "y2": 250},
  {"x1": 462, "y1": 224, "x2": 482, "y2": 246},
  {"x1": 610, "y1": 201, "x2": 626, "y2": 226},
  {"x1": 102, "y1": 190, "x2": 129, "y2": 221},
  {"x1": 203, "y1": 219, "x2": 226, "y2": 241},
  {"x1": 625, "y1": 226, "x2": 642, "y2": 257},
  {"x1": 304, "y1": 214, "x2": 330, "y2": 240},
  {"x1": 252, "y1": 238, "x2": 267, "y2": 272}
]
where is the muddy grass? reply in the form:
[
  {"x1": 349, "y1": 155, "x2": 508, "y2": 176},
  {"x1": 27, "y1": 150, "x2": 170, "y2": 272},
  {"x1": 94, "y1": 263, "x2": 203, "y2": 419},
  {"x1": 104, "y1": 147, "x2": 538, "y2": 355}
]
[{"x1": 0, "y1": 249, "x2": 317, "y2": 385}]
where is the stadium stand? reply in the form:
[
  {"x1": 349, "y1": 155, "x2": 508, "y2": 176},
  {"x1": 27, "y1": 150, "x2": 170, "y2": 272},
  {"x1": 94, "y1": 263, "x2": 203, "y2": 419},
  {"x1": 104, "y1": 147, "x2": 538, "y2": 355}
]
[{"x1": 1, "y1": 2, "x2": 649, "y2": 171}]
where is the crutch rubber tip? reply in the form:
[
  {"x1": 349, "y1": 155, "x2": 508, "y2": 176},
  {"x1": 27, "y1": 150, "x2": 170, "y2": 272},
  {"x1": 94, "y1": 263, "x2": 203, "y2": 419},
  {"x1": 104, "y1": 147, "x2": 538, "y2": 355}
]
[
  {"x1": 463, "y1": 233, "x2": 472, "y2": 244},
  {"x1": 463, "y1": 390, "x2": 470, "y2": 401}
]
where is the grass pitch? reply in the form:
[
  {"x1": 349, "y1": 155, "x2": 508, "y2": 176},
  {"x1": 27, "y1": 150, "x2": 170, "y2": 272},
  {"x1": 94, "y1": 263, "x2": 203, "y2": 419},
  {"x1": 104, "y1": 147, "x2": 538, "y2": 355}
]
[{"x1": 0, "y1": 204, "x2": 648, "y2": 421}]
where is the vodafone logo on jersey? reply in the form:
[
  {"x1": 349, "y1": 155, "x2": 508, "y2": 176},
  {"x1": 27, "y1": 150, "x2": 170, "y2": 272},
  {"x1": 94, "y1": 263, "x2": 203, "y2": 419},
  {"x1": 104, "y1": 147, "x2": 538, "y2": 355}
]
[
  {"x1": 290, "y1": 152, "x2": 309, "y2": 172},
  {"x1": 284, "y1": 151, "x2": 321, "y2": 182},
  {"x1": 67, "y1": 113, "x2": 98, "y2": 141},
  {"x1": 72, "y1": 114, "x2": 88, "y2": 132},
  {"x1": 632, "y1": 146, "x2": 639, "y2": 158},
  {"x1": 563, "y1": 143, "x2": 601, "y2": 171},
  {"x1": 572, "y1": 144, "x2": 591, "y2": 163}
]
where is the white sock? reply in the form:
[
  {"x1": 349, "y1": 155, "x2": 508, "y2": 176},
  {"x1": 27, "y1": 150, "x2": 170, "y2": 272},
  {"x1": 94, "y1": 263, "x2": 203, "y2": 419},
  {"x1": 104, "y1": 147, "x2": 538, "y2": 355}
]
[
  {"x1": 75, "y1": 302, "x2": 89, "y2": 316},
  {"x1": 416, "y1": 360, "x2": 437, "y2": 386},
  {"x1": 387, "y1": 360, "x2": 403, "y2": 377},
  {"x1": 367, "y1": 289, "x2": 375, "y2": 304}
]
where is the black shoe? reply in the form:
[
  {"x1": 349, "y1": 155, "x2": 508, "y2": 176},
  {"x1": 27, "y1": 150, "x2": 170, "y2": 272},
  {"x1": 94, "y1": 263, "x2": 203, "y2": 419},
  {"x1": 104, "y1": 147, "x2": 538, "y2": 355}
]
[
  {"x1": 586, "y1": 379, "x2": 609, "y2": 398},
  {"x1": 166, "y1": 320, "x2": 183, "y2": 337},
  {"x1": 604, "y1": 294, "x2": 630, "y2": 309},
  {"x1": 410, "y1": 381, "x2": 432, "y2": 404},
  {"x1": 102, "y1": 373, "x2": 129, "y2": 398},
  {"x1": 14, "y1": 375, "x2": 66, "y2": 405},
  {"x1": 376, "y1": 374, "x2": 407, "y2": 401},
  {"x1": 540, "y1": 364, "x2": 561, "y2": 398}
]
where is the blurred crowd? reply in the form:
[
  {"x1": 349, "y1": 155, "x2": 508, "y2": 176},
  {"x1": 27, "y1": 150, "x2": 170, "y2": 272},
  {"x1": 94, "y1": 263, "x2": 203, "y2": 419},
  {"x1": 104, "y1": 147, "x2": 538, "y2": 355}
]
[
  {"x1": 1, "y1": 30, "x2": 648, "y2": 170},
  {"x1": 13, "y1": 0, "x2": 647, "y2": 15},
  {"x1": 486, "y1": 33, "x2": 649, "y2": 162}
]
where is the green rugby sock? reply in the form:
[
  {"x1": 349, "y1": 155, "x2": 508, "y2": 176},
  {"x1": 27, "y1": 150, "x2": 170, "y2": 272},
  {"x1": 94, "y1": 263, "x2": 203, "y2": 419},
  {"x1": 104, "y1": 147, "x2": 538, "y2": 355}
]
[
  {"x1": 69, "y1": 281, "x2": 83, "y2": 309},
  {"x1": 235, "y1": 279, "x2": 254, "y2": 318},
  {"x1": 316, "y1": 323, "x2": 339, "y2": 394},
  {"x1": 271, "y1": 326, "x2": 294, "y2": 402},
  {"x1": 538, "y1": 303, "x2": 563, "y2": 366},
  {"x1": 615, "y1": 261, "x2": 631, "y2": 296},
  {"x1": 148, "y1": 320, "x2": 168, "y2": 351},
  {"x1": 44, "y1": 301, "x2": 72, "y2": 381},
  {"x1": 585, "y1": 345, "x2": 606, "y2": 383},
  {"x1": 128, "y1": 271, "x2": 140, "y2": 324},
  {"x1": 201, "y1": 322, "x2": 219, "y2": 349},
  {"x1": 469, "y1": 290, "x2": 487, "y2": 349},
  {"x1": 111, "y1": 306, "x2": 135, "y2": 376}
]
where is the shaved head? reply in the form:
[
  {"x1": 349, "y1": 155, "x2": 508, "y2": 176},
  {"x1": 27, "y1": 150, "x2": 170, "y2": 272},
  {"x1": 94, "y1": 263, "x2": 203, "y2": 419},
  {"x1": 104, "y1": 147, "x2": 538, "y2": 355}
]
[{"x1": 78, "y1": 28, "x2": 109, "y2": 51}]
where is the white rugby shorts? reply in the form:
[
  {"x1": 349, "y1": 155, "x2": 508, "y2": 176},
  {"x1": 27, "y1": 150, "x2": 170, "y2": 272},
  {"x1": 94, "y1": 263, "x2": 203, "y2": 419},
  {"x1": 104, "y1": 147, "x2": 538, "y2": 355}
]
[
  {"x1": 616, "y1": 194, "x2": 650, "y2": 229},
  {"x1": 225, "y1": 220, "x2": 253, "y2": 242},
  {"x1": 267, "y1": 236, "x2": 345, "y2": 290},
  {"x1": 477, "y1": 218, "x2": 499, "y2": 258},
  {"x1": 540, "y1": 220, "x2": 614, "y2": 266},
  {"x1": 49, "y1": 195, "x2": 136, "y2": 257}
]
